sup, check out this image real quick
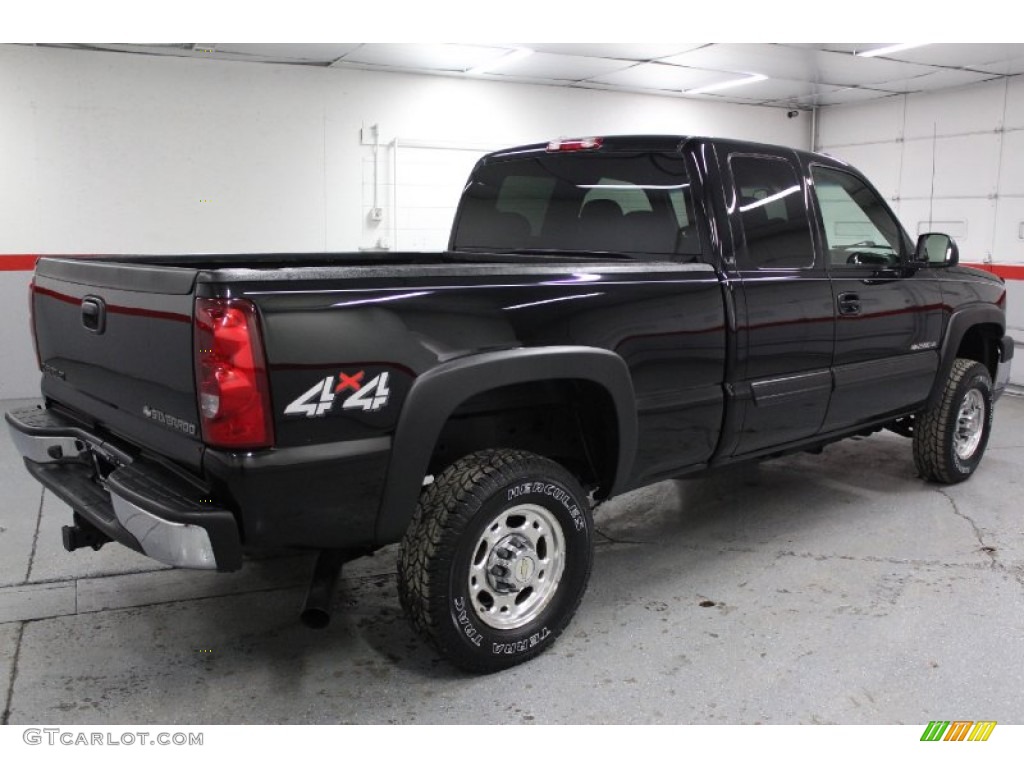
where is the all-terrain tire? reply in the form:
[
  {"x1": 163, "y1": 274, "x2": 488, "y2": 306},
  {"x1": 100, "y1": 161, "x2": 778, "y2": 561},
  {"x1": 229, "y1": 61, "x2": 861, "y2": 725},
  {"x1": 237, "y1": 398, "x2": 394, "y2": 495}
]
[
  {"x1": 913, "y1": 358, "x2": 994, "y2": 484},
  {"x1": 397, "y1": 449, "x2": 594, "y2": 673}
]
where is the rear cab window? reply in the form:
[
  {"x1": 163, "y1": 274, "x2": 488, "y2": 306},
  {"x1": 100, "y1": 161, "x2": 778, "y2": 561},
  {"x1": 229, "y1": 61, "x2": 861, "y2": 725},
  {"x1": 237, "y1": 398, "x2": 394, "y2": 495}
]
[{"x1": 452, "y1": 151, "x2": 702, "y2": 259}]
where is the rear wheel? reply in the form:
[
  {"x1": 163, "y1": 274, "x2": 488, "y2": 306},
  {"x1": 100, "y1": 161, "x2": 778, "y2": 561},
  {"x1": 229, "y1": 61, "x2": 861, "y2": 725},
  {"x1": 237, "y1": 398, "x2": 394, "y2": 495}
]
[
  {"x1": 397, "y1": 449, "x2": 593, "y2": 673},
  {"x1": 913, "y1": 358, "x2": 994, "y2": 484}
]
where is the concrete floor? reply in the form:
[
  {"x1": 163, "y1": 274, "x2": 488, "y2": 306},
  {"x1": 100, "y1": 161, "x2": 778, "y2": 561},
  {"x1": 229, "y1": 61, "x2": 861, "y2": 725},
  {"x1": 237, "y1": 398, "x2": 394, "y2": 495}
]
[{"x1": 1, "y1": 395, "x2": 1022, "y2": 725}]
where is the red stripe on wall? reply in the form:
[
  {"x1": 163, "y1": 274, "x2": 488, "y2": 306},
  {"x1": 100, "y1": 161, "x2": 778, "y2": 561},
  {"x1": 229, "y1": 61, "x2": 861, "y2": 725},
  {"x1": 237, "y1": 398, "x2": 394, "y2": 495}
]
[
  {"x1": 964, "y1": 263, "x2": 1024, "y2": 280},
  {"x1": 0, "y1": 255, "x2": 39, "y2": 271}
]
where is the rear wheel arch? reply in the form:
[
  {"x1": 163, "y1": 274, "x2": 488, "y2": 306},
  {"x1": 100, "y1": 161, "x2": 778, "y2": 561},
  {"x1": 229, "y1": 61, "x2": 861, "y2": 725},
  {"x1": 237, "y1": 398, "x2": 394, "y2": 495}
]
[
  {"x1": 373, "y1": 347, "x2": 636, "y2": 546},
  {"x1": 427, "y1": 378, "x2": 621, "y2": 492}
]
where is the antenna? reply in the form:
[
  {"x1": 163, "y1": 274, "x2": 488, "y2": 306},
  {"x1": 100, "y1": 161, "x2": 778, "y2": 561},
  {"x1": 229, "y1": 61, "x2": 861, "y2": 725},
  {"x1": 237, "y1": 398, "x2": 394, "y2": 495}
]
[{"x1": 928, "y1": 123, "x2": 937, "y2": 231}]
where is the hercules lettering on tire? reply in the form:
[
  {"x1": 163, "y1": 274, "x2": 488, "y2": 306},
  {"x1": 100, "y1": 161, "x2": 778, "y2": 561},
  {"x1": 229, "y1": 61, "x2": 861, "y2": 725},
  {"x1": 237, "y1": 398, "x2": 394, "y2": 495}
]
[
  {"x1": 396, "y1": 448, "x2": 594, "y2": 673},
  {"x1": 913, "y1": 357, "x2": 995, "y2": 484}
]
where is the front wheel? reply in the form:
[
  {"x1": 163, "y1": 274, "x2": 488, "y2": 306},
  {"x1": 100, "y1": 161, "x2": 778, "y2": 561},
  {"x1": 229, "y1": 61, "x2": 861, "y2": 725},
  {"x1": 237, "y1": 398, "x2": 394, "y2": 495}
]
[
  {"x1": 397, "y1": 449, "x2": 593, "y2": 673},
  {"x1": 913, "y1": 358, "x2": 994, "y2": 484}
]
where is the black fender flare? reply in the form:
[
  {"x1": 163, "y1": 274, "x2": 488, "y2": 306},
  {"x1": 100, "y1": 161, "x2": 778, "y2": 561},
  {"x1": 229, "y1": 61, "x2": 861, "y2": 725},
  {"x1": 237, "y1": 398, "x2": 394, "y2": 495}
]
[
  {"x1": 374, "y1": 346, "x2": 637, "y2": 546},
  {"x1": 928, "y1": 304, "x2": 1006, "y2": 410}
]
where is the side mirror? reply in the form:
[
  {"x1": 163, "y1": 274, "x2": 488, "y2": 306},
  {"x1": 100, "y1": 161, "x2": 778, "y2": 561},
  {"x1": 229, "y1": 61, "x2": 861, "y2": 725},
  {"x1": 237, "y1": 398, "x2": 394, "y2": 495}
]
[{"x1": 915, "y1": 233, "x2": 959, "y2": 267}]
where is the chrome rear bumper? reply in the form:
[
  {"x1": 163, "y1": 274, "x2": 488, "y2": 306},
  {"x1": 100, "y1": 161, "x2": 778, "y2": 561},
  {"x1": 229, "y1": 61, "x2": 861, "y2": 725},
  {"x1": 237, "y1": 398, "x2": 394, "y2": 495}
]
[
  {"x1": 110, "y1": 495, "x2": 218, "y2": 570},
  {"x1": 5, "y1": 405, "x2": 241, "y2": 571}
]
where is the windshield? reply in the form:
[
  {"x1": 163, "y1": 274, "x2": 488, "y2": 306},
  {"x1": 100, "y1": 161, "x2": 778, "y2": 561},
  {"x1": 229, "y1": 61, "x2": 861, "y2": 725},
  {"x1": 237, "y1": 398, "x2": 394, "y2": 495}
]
[{"x1": 451, "y1": 151, "x2": 701, "y2": 258}]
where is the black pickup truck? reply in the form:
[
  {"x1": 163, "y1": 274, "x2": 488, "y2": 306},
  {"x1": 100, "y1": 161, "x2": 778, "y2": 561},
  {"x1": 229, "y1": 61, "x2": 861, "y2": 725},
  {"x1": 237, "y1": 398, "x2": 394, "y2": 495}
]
[{"x1": 6, "y1": 135, "x2": 1014, "y2": 672}]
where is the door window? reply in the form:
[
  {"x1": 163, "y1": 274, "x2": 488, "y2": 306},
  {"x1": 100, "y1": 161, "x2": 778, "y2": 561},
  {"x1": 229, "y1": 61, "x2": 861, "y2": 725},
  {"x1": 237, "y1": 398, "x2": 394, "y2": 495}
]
[
  {"x1": 730, "y1": 155, "x2": 815, "y2": 269},
  {"x1": 810, "y1": 165, "x2": 906, "y2": 268}
]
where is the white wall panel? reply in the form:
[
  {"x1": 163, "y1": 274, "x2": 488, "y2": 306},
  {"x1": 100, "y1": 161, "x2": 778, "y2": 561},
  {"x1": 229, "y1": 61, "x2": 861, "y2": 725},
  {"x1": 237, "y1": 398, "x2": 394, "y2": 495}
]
[
  {"x1": 896, "y1": 140, "x2": 936, "y2": 201},
  {"x1": 0, "y1": 102, "x2": 39, "y2": 254},
  {"x1": 898, "y1": 134, "x2": 1001, "y2": 200},
  {"x1": 902, "y1": 79, "x2": 1007, "y2": 139},
  {"x1": 815, "y1": 96, "x2": 904, "y2": 148},
  {"x1": 997, "y1": 130, "x2": 1024, "y2": 196},
  {"x1": 933, "y1": 134, "x2": 1001, "y2": 199},
  {"x1": 1002, "y1": 76, "x2": 1024, "y2": 129},
  {"x1": 390, "y1": 147, "x2": 485, "y2": 251},
  {"x1": 822, "y1": 142, "x2": 902, "y2": 201},
  {"x1": 895, "y1": 198, "x2": 996, "y2": 262},
  {"x1": 891, "y1": 198, "x2": 924, "y2": 236},
  {"x1": 993, "y1": 198, "x2": 1024, "y2": 265},
  {"x1": 31, "y1": 109, "x2": 328, "y2": 254},
  {"x1": 0, "y1": 273, "x2": 38, "y2": 399}
]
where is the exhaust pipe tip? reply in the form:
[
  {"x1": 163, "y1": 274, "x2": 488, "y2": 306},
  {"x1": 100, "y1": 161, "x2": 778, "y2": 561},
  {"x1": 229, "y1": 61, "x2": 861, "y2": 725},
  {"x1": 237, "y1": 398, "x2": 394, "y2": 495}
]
[
  {"x1": 300, "y1": 606, "x2": 332, "y2": 630},
  {"x1": 300, "y1": 549, "x2": 355, "y2": 630}
]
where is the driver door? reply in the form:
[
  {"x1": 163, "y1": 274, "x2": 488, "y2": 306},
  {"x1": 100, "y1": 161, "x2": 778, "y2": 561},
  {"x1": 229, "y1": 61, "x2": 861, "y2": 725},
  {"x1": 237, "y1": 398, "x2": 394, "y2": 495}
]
[{"x1": 809, "y1": 162, "x2": 944, "y2": 431}]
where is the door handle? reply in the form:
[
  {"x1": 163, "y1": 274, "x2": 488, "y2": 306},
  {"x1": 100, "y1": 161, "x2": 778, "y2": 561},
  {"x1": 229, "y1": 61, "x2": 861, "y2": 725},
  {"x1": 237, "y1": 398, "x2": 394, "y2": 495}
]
[
  {"x1": 838, "y1": 292, "x2": 861, "y2": 316},
  {"x1": 81, "y1": 296, "x2": 106, "y2": 333}
]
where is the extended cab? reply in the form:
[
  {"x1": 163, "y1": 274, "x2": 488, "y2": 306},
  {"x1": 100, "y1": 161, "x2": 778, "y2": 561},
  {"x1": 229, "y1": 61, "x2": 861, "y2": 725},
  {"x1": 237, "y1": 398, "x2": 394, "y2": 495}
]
[{"x1": 6, "y1": 136, "x2": 1014, "y2": 672}]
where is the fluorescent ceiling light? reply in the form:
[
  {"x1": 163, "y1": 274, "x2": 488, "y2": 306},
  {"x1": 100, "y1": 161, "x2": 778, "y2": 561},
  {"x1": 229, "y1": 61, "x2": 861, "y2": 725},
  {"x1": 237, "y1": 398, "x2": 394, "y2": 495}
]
[
  {"x1": 466, "y1": 48, "x2": 533, "y2": 75},
  {"x1": 504, "y1": 292, "x2": 603, "y2": 311},
  {"x1": 332, "y1": 291, "x2": 431, "y2": 308},
  {"x1": 541, "y1": 273, "x2": 603, "y2": 285},
  {"x1": 686, "y1": 73, "x2": 767, "y2": 95},
  {"x1": 577, "y1": 184, "x2": 691, "y2": 190},
  {"x1": 856, "y1": 43, "x2": 930, "y2": 58},
  {"x1": 739, "y1": 185, "x2": 801, "y2": 213}
]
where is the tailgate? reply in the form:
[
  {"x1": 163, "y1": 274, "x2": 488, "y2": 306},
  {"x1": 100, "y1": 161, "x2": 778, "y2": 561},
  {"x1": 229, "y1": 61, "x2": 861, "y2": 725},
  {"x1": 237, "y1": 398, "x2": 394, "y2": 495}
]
[{"x1": 32, "y1": 257, "x2": 203, "y2": 469}]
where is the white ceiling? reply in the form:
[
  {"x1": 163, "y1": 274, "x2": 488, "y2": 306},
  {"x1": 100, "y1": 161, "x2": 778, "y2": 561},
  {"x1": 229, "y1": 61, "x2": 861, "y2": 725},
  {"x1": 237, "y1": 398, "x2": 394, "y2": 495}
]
[{"x1": 35, "y1": 43, "x2": 1024, "y2": 109}]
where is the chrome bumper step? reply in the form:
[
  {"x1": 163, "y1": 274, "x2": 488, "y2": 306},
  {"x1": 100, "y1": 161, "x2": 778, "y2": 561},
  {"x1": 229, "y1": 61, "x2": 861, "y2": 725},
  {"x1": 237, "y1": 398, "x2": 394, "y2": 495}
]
[{"x1": 6, "y1": 405, "x2": 242, "y2": 571}]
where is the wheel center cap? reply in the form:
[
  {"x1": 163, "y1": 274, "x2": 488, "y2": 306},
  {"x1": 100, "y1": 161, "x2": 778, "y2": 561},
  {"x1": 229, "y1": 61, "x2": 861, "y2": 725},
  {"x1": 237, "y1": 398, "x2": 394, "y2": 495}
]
[
  {"x1": 486, "y1": 533, "x2": 536, "y2": 593},
  {"x1": 515, "y1": 556, "x2": 536, "y2": 585}
]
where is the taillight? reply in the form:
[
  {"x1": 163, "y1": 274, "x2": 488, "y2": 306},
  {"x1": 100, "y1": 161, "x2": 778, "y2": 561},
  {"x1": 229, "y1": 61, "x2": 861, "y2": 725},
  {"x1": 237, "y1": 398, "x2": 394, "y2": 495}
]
[
  {"x1": 194, "y1": 297, "x2": 274, "y2": 449},
  {"x1": 546, "y1": 137, "x2": 603, "y2": 152},
  {"x1": 28, "y1": 278, "x2": 41, "y2": 370}
]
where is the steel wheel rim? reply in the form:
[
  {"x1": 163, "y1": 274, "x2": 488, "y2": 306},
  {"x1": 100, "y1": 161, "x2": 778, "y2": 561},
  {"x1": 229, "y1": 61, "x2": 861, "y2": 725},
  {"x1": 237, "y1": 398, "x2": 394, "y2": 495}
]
[
  {"x1": 468, "y1": 502, "x2": 566, "y2": 630},
  {"x1": 954, "y1": 388, "x2": 986, "y2": 460}
]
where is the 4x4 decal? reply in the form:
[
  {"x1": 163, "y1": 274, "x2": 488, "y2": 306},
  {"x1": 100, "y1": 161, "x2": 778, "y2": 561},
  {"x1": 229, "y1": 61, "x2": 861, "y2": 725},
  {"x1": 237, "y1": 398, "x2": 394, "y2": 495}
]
[{"x1": 284, "y1": 371, "x2": 391, "y2": 417}]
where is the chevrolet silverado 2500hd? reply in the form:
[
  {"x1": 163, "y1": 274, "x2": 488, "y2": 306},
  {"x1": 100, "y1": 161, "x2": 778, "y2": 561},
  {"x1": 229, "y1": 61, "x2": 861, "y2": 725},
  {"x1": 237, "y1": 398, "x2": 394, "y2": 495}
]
[{"x1": 6, "y1": 135, "x2": 1014, "y2": 672}]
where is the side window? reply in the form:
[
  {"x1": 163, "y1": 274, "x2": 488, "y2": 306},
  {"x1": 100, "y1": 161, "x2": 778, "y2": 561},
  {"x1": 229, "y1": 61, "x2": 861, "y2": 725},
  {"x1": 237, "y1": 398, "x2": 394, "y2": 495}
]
[
  {"x1": 810, "y1": 165, "x2": 905, "y2": 268},
  {"x1": 730, "y1": 155, "x2": 815, "y2": 269}
]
